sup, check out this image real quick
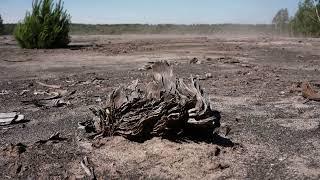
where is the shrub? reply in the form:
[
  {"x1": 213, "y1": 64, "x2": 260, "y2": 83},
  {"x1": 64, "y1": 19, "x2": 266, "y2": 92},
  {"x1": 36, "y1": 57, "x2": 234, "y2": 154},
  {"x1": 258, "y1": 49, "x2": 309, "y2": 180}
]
[{"x1": 14, "y1": 0, "x2": 71, "y2": 49}]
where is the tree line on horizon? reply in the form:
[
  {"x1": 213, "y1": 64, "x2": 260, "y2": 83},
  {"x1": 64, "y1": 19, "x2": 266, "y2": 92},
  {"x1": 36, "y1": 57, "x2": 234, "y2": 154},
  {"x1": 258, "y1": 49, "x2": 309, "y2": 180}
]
[
  {"x1": 0, "y1": 0, "x2": 319, "y2": 48},
  {"x1": 0, "y1": 14, "x2": 4, "y2": 35}
]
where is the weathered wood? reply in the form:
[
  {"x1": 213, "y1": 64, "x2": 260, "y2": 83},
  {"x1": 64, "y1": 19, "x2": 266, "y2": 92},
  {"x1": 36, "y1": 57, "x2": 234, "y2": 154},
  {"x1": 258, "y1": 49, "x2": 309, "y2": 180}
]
[
  {"x1": 302, "y1": 82, "x2": 320, "y2": 101},
  {"x1": 0, "y1": 112, "x2": 25, "y2": 126},
  {"x1": 89, "y1": 61, "x2": 220, "y2": 141}
]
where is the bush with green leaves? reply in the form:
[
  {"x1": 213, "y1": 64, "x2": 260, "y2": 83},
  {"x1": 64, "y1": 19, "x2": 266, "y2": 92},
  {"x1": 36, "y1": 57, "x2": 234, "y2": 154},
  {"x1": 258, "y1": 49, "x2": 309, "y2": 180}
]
[{"x1": 14, "y1": 0, "x2": 71, "y2": 49}]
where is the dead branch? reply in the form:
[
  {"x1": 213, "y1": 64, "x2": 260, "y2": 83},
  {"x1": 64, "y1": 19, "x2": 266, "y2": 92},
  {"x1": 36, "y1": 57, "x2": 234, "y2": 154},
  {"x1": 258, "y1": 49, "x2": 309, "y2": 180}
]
[{"x1": 36, "y1": 81, "x2": 61, "y2": 89}]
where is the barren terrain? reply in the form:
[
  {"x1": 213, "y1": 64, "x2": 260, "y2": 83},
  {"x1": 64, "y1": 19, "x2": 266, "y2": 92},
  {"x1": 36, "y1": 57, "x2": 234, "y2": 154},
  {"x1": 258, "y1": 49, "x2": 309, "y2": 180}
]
[{"x1": 0, "y1": 34, "x2": 320, "y2": 179}]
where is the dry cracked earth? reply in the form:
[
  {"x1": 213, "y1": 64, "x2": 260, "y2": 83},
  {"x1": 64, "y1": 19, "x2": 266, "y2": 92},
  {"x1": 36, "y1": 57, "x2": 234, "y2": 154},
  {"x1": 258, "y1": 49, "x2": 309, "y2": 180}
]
[{"x1": 0, "y1": 34, "x2": 320, "y2": 179}]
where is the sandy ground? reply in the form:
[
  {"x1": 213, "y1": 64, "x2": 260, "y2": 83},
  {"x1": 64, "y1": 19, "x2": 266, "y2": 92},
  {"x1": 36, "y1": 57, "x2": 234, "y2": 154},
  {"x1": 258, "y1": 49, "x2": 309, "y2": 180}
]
[{"x1": 0, "y1": 34, "x2": 320, "y2": 179}]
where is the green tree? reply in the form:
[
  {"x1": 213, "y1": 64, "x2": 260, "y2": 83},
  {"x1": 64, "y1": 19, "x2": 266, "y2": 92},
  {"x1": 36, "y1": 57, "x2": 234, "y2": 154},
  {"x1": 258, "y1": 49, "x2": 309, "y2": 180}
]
[
  {"x1": 0, "y1": 14, "x2": 3, "y2": 35},
  {"x1": 290, "y1": 0, "x2": 320, "y2": 37},
  {"x1": 14, "y1": 0, "x2": 71, "y2": 49},
  {"x1": 272, "y1": 8, "x2": 289, "y2": 34},
  {"x1": 313, "y1": 0, "x2": 320, "y2": 22}
]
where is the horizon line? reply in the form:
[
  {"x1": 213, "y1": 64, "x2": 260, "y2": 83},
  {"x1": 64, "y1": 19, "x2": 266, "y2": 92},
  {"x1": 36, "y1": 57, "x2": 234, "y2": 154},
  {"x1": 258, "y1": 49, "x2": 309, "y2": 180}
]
[{"x1": 3, "y1": 23, "x2": 275, "y2": 25}]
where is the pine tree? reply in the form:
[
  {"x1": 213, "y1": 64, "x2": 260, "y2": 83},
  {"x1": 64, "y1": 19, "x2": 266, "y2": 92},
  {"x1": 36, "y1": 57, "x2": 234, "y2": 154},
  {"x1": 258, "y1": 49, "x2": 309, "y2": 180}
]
[{"x1": 14, "y1": 0, "x2": 71, "y2": 49}]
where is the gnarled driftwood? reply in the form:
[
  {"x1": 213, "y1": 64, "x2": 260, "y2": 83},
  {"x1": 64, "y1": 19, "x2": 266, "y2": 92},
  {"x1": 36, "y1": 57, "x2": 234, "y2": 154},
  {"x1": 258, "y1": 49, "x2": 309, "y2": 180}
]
[{"x1": 88, "y1": 61, "x2": 220, "y2": 141}]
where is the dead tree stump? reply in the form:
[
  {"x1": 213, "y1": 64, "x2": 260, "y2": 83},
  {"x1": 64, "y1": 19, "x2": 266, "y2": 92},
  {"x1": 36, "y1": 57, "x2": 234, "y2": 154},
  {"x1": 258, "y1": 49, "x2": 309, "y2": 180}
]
[{"x1": 88, "y1": 61, "x2": 220, "y2": 141}]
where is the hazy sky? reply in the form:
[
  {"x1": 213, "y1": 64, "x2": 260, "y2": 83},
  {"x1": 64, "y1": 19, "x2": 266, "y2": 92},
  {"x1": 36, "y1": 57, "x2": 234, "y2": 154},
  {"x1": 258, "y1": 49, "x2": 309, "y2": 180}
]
[{"x1": 0, "y1": 0, "x2": 300, "y2": 24}]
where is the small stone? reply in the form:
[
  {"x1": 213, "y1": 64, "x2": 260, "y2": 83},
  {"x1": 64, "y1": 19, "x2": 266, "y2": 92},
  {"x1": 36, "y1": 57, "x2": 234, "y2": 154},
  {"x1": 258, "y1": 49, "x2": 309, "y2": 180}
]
[
  {"x1": 20, "y1": 90, "x2": 30, "y2": 96},
  {"x1": 0, "y1": 90, "x2": 10, "y2": 95},
  {"x1": 214, "y1": 163, "x2": 230, "y2": 170},
  {"x1": 95, "y1": 98, "x2": 102, "y2": 102},
  {"x1": 138, "y1": 64, "x2": 152, "y2": 71},
  {"x1": 205, "y1": 73, "x2": 213, "y2": 79},
  {"x1": 190, "y1": 57, "x2": 201, "y2": 64}
]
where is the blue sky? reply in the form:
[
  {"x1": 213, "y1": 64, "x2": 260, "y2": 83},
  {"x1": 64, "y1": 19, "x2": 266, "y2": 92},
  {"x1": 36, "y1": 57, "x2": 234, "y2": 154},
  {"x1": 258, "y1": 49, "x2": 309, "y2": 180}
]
[{"x1": 0, "y1": 0, "x2": 300, "y2": 24}]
